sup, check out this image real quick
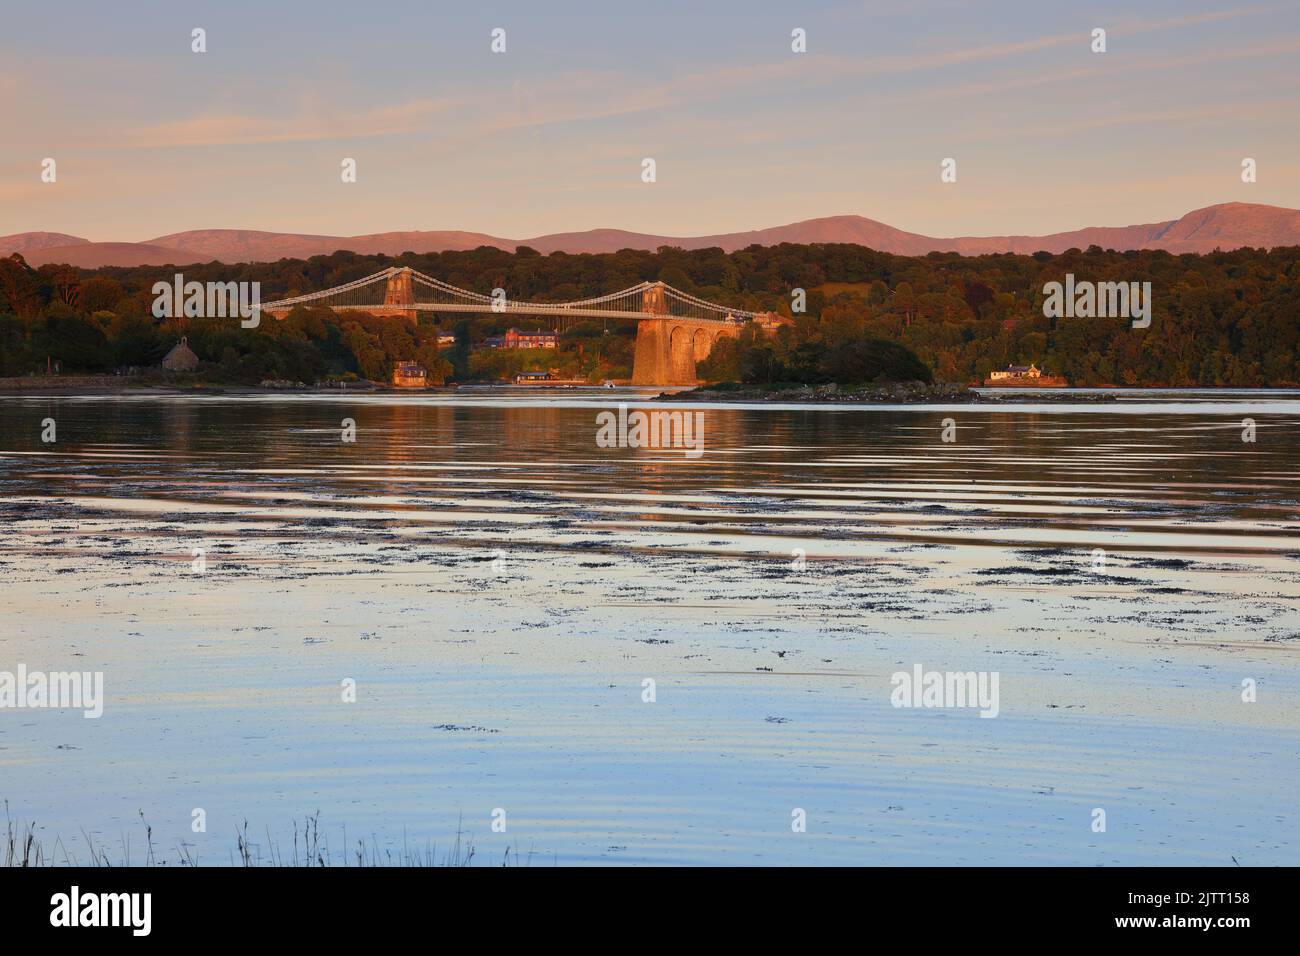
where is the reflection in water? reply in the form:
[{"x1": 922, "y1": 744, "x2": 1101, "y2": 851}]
[{"x1": 0, "y1": 391, "x2": 1298, "y2": 865}]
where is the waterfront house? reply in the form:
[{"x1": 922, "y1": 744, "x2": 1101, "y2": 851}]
[
  {"x1": 989, "y1": 363, "x2": 1042, "y2": 381},
  {"x1": 392, "y1": 361, "x2": 428, "y2": 387}
]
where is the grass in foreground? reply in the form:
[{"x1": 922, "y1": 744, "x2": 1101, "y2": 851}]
[{"x1": 4, "y1": 802, "x2": 538, "y2": 867}]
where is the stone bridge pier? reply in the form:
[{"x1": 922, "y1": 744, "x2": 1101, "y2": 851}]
[{"x1": 631, "y1": 318, "x2": 738, "y2": 386}]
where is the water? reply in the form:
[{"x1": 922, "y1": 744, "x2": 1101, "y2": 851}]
[{"x1": 1, "y1": 388, "x2": 1297, "y2": 865}]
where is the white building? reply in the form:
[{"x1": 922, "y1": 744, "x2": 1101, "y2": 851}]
[{"x1": 989, "y1": 363, "x2": 1042, "y2": 381}]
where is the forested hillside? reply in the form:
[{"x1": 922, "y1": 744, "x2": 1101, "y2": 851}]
[{"x1": 2, "y1": 240, "x2": 1297, "y2": 386}]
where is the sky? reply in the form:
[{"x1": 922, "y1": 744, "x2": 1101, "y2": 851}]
[{"x1": 2, "y1": 0, "x2": 1298, "y2": 241}]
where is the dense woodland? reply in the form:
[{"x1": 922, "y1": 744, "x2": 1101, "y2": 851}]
[{"x1": 2, "y1": 240, "x2": 1298, "y2": 386}]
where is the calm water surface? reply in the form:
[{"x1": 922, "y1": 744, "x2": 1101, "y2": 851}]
[{"x1": 1, "y1": 389, "x2": 1298, "y2": 865}]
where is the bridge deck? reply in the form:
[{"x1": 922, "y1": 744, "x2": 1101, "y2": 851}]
[{"x1": 261, "y1": 302, "x2": 748, "y2": 325}]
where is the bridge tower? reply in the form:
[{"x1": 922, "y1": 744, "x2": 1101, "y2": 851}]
[
  {"x1": 381, "y1": 267, "x2": 416, "y2": 318},
  {"x1": 642, "y1": 281, "x2": 669, "y2": 315}
]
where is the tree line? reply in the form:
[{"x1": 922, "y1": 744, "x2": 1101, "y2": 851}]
[{"x1": 2, "y1": 239, "x2": 1298, "y2": 386}]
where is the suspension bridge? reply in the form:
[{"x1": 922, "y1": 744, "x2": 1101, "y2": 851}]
[
  {"x1": 260, "y1": 266, "x2": 788, "y2": 385},
  {"x1": 261, "y1": 266, "x2": 766, "y2": 323}
]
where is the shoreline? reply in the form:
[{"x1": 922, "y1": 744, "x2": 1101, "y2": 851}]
[
  {"x1": 2, "y1": 378, "x2": 1297, "y2": 403},
  {"x1": 657, "y1": 382, "x2": 1120, "y2": 403},
  {"x1": 0, "y1": 377, "x2": 439, "y2": 397}
]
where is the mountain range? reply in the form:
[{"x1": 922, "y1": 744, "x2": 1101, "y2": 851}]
[{"x1": 3, "y1": 202, "x2": 1298, "y2": 268}]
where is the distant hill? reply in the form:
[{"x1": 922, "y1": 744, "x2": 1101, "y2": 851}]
[
  {"x1": 0, "y1": 232, "x2": 90, "y2": 254},
  {"x1": 7, "y1": 241, "x2": 197, "y2": 268},
  {"x1": 6, "y1": 202, "x2": 1298, "y2": 267},
  {"x1": 146, "y1": 228, "x2": 514, "y2": 262}
]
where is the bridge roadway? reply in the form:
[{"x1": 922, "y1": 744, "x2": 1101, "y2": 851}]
[{"x1": 261, "y1": 302, "x2": 745, "y2": 324}]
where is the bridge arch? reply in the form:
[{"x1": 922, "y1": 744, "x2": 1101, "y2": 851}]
[
  {"x1": 693, "y1": 328, "x2": 715, "y2": 362},
  {"x1": 669, "y1": 325, "x2": 697, "y2": 384}
]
